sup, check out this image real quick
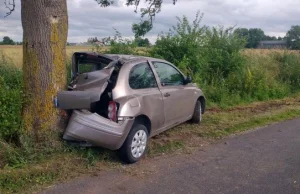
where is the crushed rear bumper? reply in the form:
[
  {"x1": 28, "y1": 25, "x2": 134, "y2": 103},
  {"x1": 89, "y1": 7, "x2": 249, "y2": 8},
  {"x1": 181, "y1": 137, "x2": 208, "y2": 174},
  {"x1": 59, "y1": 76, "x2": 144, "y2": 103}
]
[{"x1": 63, "y1": 110, "x2": 134, "y2": 150}]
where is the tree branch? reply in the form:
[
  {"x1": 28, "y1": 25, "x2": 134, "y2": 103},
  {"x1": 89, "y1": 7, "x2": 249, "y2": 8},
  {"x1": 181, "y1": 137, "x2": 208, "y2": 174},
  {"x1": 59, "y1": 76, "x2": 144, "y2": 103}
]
[
  {"x1": 95, "y1": 0, "x2": 114, "y2": 7},
  {"x1": 96, "y1": 0, "x2": 177, "y2": 25},
  {"x1": 4, "y1": 0, "x2": 15, "y2": 18}
]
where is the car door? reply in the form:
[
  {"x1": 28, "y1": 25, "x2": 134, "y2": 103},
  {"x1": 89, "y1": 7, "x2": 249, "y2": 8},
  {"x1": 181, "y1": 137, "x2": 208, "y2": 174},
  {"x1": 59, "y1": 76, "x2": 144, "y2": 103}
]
[
  {"x1": 128, "y1": 62, "x2": 165, "y2": 134},
  {"x1": 151, "y1": 61, "x2": 195, "y2": 127}
]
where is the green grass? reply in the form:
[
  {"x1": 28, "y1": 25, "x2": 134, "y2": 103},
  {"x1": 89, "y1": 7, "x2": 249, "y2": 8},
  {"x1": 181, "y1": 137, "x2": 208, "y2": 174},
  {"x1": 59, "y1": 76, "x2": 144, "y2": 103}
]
[
  {"x1": 203, "y1": 109, "x2": 300, "y2": 138},
  {"x1": 1, "y1": 96, "x2": 300, "y2": 193},
  {"x1": 0, "y1": 168, "x2": 59, "y2": 194},
  {"x1": 148, "y1": 140, "x2": 185, "y2": 156}
]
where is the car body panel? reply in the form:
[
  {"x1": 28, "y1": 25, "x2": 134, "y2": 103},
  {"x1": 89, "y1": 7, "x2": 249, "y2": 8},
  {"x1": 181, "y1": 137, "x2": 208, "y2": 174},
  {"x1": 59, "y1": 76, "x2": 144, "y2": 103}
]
[
  {"x1": 159, "y1": 85, "x2": 193, "y2": 126},
  {"x1": 148, "y1": 60, "x2": 201, "y2": 127},
  {"x1": 63, "y1": 110, "x2": 134, "y2": 150},
  {"x1": 57, "y1": 90, "x2": 103, "y2": 110},
  {"x1": 111, "y1": 59, "x2": 165, "y2": 136},
  {"x1": 115, "y1": 88, "x2": 165, "y2": 136},
  {"x1": 56, "y1": 53, "x2": 206, "y2": 150}
]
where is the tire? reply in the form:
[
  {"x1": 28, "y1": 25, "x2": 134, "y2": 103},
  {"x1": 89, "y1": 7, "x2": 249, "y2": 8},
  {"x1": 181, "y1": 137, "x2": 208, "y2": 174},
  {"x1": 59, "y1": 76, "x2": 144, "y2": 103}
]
[
  {"x1": 119, "y1": 123, "x2": 149, "y2": 164},
  {"x1": 191, "y1": 100, "x2": 202, "y2": 124}
]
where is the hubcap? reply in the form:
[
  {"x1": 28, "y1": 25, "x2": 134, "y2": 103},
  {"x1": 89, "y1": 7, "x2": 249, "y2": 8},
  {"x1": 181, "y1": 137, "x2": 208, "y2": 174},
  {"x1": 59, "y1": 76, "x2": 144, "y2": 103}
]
[{"x1": 131, "y1": 130, "x2": 147, "y2": 158}]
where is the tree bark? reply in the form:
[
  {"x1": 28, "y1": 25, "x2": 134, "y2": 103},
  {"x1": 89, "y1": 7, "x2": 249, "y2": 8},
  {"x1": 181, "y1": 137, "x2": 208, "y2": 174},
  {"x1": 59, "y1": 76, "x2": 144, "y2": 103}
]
[{"x1": 21, "y1": 0, "x2": 68, "y2": 141}]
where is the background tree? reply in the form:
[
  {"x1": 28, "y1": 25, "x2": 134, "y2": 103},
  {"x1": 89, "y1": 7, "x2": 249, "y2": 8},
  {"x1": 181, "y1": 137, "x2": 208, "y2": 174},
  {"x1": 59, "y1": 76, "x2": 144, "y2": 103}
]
[
  {"x1": 131, "y1": 20, "x2": 152, "y2": 47},
  {"x1": 134, "y1": 37, "x2": 151, "y2": 47},
  {"x1": 2, "y1": 36, "x2": 15, "y2": 45},
  {"x1": 234, "y1": 28, "x2": 249, "y2": 39},
  {"x1": 247, "y1": 28, "x2": 265, "y2": 48},
  {"x1": 286, "y1": 25, "x2": 300, "y2": 50},
  {"x1": 4, "y1": 0, "x2": 177, "y2": 141},
  {"x1": 277, "y1": 37, "x2": 285, "y2": 41},
  {"x1": 132, "y1": 20, "x2": 152, "y2": 47},
  {"x1": 87, "y1": 37, "x2": 99, "y2": 43},
  {"x1": 132, "y1": 20, "x2": 152, "y2": 38},
  {"x1": 101, "y1": 37, "x2": 112, "y2": 46},
  {"x1": 263, "y1": 35, "x2": 277, "y2": 41},
  {"x1": 234, "y1": 28, "x2": 265, "y2": 48}
]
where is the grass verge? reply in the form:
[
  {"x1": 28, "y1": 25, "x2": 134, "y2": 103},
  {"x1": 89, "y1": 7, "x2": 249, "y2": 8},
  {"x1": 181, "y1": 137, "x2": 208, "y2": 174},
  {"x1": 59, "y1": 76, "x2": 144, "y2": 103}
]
[{"x1": 1, "y1": 95, "x2": 300, "y2": 193}]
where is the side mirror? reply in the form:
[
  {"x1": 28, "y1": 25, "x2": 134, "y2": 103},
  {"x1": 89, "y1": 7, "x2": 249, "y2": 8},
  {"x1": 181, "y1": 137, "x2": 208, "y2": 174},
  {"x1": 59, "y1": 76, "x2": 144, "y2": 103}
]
[{"x1": 185, "y1": 74, "x2": 192, "y2": 84}]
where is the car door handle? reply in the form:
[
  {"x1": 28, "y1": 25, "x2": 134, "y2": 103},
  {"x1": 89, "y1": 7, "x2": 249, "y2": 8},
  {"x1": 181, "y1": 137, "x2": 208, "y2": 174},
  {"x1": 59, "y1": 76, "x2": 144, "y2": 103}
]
[{"x1": 164, "y1": 93, "x2": 171, "y2": 97}]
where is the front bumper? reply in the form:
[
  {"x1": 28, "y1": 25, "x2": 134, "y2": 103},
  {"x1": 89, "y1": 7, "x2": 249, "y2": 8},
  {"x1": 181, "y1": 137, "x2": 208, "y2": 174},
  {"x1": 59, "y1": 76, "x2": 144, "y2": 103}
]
[{"x1": 63, "y1": 110, "x2": 134, "y2": 150}]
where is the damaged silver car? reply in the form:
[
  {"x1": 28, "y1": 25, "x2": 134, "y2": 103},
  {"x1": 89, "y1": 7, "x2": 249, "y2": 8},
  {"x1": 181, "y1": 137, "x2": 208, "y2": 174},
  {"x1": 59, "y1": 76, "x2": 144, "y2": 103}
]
[{"x1": 56, "y1": 52, "x2": 206, "y2": 163}]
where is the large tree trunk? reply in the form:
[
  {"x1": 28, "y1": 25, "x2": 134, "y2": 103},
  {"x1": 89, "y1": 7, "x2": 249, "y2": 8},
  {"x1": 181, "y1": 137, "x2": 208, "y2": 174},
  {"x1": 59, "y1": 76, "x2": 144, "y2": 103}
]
[{"x1": 21, "y1": 0, "x2": 68, "y2": 141}]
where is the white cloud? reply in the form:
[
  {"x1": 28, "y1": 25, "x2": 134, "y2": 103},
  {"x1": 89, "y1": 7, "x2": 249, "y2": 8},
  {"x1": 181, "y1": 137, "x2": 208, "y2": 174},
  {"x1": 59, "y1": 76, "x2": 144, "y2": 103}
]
[{"x1": 0, "y1": 0, "x2": 299, "y2": 43}]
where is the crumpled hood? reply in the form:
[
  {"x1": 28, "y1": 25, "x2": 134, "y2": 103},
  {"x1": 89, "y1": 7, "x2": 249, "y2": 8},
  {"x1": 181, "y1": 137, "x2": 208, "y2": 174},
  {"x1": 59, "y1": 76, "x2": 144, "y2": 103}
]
[{"x1": 56, "y1": 67, "x2": 114, "y2": 110}]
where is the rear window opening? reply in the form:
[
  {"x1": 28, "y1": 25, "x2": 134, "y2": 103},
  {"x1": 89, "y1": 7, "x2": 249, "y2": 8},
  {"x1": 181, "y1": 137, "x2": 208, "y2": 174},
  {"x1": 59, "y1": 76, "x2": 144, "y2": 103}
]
[
  {"x1": 72, "y1": 52, "x2": 113, "y2": 76},
  {"x1": 78, "y1": 62, "x2": 104, "y2": 74}
]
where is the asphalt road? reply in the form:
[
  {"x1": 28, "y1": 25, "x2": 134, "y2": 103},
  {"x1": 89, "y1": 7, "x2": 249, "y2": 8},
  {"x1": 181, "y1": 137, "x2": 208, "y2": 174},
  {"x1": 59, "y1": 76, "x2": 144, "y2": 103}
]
[{"x1": 44, "y1": 118, "x2": 300, "y2": 194}]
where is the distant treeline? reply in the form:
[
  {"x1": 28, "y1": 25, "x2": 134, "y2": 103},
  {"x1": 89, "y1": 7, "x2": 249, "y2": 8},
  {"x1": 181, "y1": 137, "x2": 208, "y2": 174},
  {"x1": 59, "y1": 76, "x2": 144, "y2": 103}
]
[
  {"x1": 233, "y1": 26, "x2": 300, "y2": 50},
  {"x1": 2, "y1": 25, "x2": 300, "y2": 50},
  {"x1": 0, "y1": 36, "x2": 22, "y2": 45}
]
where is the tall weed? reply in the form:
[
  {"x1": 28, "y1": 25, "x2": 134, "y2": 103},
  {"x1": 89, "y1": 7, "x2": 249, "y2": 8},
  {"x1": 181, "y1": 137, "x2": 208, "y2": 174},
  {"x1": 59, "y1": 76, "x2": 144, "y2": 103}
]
[
  {"x1": 0, "y1": 53, "x2": 23, "y2": 143},
  {"x1": 274, "y1": 51, "x2": 300, "y2": 92}
]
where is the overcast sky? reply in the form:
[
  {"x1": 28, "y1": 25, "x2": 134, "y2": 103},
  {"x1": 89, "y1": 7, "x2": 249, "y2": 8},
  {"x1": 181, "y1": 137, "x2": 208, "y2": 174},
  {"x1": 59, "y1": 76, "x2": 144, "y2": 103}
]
[{"x1": 0, "y1": 0, "x2": 299, "y2": 43}]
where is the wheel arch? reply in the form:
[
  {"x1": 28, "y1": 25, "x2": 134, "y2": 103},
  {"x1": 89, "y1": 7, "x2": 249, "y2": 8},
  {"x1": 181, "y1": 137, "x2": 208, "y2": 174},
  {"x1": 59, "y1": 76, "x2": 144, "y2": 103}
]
[{"x1": 134, "y1": 114, "x2": 152, "y2": 135}]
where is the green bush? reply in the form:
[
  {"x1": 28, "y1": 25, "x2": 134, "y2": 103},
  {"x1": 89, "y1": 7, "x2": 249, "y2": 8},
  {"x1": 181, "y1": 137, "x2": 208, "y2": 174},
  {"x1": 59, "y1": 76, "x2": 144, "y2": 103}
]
[
  {"x1": 149, "y1": 12, "x2": 300, "y2": 107},
  {"x1": 89, "y1": 12, "x2": 300, "y2": 108},
  {"x1": 150, "y1": 11, "x2": 207, "y2": 76},
  {"x1": 97, "y1": 30, "x2": 139, "y2": 55},
  {"x1": 274, "y1": 51, "x2": 300, "y2": 92},
  {"x1": 0, "y1": 56, "x2": 23, "y2": 143},
  {"x1": 96, "y1": 13, "x2": 300, "y2": 108},
  {"x1": 150, "y1": 12, "x2": 248, "y2": 107},
  {"x1": 201, "y1": 26, "x2": 246, "y2": 81}
]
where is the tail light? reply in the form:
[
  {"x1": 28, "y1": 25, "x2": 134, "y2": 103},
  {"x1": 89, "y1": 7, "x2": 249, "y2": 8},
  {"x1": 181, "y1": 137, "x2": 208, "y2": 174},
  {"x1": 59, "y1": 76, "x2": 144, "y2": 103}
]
[{"x1": 108, "y1": 101, "x2": 117, "y2": 122}]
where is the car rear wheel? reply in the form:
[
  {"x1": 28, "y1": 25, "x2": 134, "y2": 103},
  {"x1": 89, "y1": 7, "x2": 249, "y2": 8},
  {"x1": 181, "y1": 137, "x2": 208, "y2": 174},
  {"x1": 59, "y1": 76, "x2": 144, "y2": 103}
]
[
  {"x1": 119, "y1": 123, "x2": 149, "y2": 163},
  {"x1": 191, "y1": 100, "x2": 202, "y2": 124}
]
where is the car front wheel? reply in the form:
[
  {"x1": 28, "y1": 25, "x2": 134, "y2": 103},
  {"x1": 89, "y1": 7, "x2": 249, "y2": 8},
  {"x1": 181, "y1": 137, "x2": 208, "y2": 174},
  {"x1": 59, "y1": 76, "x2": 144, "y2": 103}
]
[
  {"x1": 119, "y1": 123, "x2": 149, "y2": 163},
  {"x1": 191, "y1": 100, "x2": 202, "y2": 124}
]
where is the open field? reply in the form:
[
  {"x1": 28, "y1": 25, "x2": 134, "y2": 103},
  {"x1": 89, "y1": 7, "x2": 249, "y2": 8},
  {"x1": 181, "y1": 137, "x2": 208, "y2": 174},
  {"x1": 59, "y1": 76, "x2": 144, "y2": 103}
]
[
  {"x1": 0, "y1": 45, "x2": 95, "y2": 67},
  {"x1": 0, "y1": 45, "x2": 150, "y2": 67},
  {"x1": 1, "y1": 45, "x2": 300, "y2": 68}
]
